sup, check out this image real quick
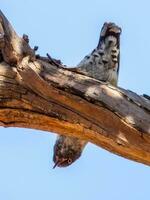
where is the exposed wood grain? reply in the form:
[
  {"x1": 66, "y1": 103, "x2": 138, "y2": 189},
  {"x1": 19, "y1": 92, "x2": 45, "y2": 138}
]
[
  {"x1": 0, "y1": 10, "x2": 34, "y2": 64},
  {"x1": 0, "y1": 10, "x2": 150, "y2": 166}
]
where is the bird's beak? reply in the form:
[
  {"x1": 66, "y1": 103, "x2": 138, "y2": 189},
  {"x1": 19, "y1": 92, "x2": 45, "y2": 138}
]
[
  {"x1": 53, "y1": 158, "x2": 68, "y2": 169},
  {"x1": 53, "y1": 160, "x2": 59, "y2": 169}
]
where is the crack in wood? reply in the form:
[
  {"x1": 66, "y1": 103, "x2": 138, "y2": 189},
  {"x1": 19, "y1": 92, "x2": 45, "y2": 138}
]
[{"x1": 0, "y1": 10, "x2": 150, "y2": 166}]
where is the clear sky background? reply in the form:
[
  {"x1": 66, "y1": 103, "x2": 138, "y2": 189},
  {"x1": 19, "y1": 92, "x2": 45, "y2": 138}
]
[{"x1": 0, "y1": 1, "x2": 150, "y2": 200}]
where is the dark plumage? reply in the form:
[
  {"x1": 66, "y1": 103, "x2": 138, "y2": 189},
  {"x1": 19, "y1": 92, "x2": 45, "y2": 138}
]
[{"x1": 53, "y1": 136, "x2": 86, "y2": 168}]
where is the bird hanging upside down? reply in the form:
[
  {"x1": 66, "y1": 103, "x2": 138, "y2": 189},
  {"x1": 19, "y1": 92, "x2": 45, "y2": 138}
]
[{"x1": 53, "y1": 22, "x2": 122, "y2": 168}]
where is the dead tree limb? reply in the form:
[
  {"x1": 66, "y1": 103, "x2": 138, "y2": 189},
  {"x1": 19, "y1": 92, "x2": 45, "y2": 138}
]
[{"x1": 0, "y1": 10, "x2": 150, "y2": 166}]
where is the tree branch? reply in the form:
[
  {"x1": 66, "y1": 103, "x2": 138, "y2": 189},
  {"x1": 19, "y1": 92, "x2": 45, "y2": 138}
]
[
  {"x1": 0, "y1": 10, "x2": 150, "y2": 166},
  {"x1": 0, "y1": 10, "x2": 34, "y2": 64}
]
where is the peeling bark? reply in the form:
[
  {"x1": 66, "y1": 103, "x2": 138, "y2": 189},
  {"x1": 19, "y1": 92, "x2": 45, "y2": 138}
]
[{"x1": 0, "y1": 10, "x2": 150, "y2": 166}]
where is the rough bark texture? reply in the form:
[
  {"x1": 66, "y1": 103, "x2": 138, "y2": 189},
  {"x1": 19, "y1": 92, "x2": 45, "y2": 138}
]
[{"x1": 0, "y1": 10, "x2": 150, "y2": 166}]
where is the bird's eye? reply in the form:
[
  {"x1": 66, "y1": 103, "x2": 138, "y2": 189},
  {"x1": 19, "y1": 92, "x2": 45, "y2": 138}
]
[{"x1": 68, "y1": 158, "x2": 72, "y2": 164}]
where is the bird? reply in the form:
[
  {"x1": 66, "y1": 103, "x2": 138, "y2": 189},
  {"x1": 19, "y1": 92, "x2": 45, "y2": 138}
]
[{"x1": 53, "y1": 22, "x2": 122, "y2": 168}]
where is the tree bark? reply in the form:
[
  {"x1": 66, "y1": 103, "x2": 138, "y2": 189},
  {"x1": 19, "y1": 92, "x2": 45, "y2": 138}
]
[{"x1": 0, "y1": 10, "x2": 150, "y2": 166}]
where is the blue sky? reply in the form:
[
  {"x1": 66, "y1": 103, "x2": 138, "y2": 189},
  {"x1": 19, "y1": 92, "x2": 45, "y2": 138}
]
[{"x1": 0, "y1": 1, "x2": 150, "y2": 200}]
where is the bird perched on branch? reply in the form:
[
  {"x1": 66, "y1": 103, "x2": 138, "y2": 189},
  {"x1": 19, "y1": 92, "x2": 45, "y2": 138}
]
[{"x1": 53, "y1": 22, "x2": 122, "y2": 168}]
